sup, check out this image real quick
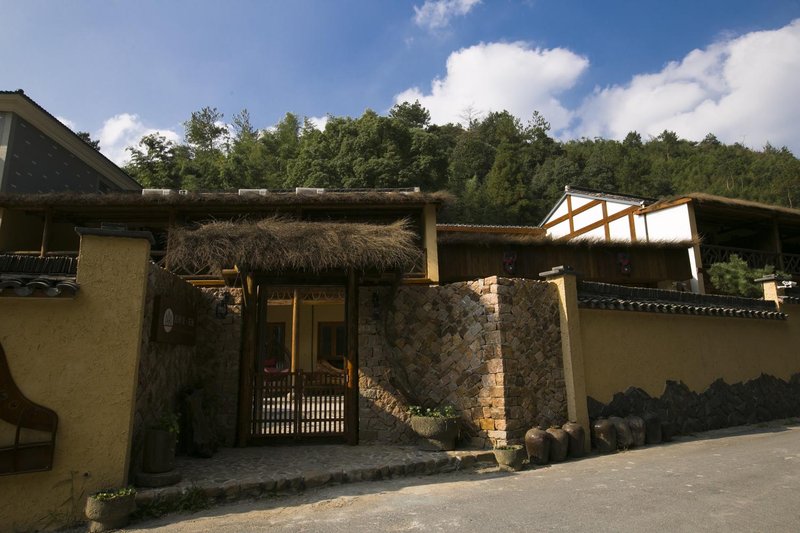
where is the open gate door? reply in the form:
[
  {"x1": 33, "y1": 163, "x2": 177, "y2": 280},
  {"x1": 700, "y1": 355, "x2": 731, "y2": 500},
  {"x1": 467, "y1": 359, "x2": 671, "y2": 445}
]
[{"x1": 242, "y1": 275, "x2": 357, "y2": 445}]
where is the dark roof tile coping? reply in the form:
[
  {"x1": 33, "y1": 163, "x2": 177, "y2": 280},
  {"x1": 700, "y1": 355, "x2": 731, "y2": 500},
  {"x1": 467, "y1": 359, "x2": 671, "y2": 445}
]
[
  {"x1": 578, "y1": 281, "x2": 778, "y2": 312},
  {"x1": 75, "y1": 227, "x2": 156, "y2": 244},
  {"x1": 578, "y1": 295, "x2": 786, "y2": 320},
  {"x1": 0, "y1": 254, "x2": 78, "y2": 276}
]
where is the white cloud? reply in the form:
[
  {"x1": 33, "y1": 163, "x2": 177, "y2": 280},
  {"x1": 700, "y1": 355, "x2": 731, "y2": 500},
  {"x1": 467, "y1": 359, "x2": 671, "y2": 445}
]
[
  {"x1": 574, "y1": 19, "x2": 800, "y2": 153},
  {"x1": 394, "y1": 41, "x2": 589, "y2": 130},
  {"x1": 95, "y1": 113, "x2": 180, "y2": 165},
  {"x1": 56, "y1": 115, "x2": 76, "y2": 131},
  {"x1": 413, "y1": 0, "x2": 481, "y2": 31},
  {"x1": 306, "y1": 115, "x2": 329, "y2": 131}
]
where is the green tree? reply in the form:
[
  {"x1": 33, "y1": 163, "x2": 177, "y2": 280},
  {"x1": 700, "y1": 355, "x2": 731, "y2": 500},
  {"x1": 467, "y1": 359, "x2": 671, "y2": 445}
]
[
  {"x1": 708, "y1": 254, "x2": 783, "y2": 298},
  {"x1": 124, "y1": 133, "x2": 183, "y2": 189},
  {"x1": 76, "y1": 131, "x2": 100, "y2": 151},
  {"x1": 181, "y1": 107, "x2": 228, "y2": 190}
]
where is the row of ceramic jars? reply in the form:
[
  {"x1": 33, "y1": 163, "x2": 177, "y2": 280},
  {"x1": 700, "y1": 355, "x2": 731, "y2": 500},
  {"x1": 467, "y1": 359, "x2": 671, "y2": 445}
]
[
  {"x1": 591, "y1": 414, "x2": 674, "y2": 453},
  {"x1": 524, "y1": 422, "x2": 586, "y2": 466}
]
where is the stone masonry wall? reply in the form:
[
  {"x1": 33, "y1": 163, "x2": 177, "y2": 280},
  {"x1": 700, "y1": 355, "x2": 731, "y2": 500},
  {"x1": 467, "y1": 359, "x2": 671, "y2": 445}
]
[
  {"x1": 500, "y1": 279, "x2": 567, "y2": 442},
  {"x1": 196, "y1": 287, "x2": 243, "y2": 447},
  {"x1": 132, "y1": 264, "x2": 202, "y2": 474},
  {"x1": 133, "y1": 266, "x2": 243, "y2": 476},
  {"x1": 359, "y1": 276, "x2": 565, "y2": 448}
]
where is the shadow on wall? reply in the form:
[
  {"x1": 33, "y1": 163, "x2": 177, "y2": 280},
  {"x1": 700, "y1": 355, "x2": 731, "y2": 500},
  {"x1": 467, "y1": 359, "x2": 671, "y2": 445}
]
[
  {"x1": 358, "y1": 277, "x2": 567, "y2": 449},
  {"x1": 588, "y1": 373, "x2": 800, "y2": 436}
]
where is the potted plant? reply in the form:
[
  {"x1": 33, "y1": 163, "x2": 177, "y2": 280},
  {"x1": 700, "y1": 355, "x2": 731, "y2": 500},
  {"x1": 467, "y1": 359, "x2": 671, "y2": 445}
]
[
  {"x1": 84, "y1": 487, "x2": 136, "y2": 532},
  {"x1": 408, "y1": 405, "x2": 459, "y2": 451},
  {"x1": 143, "y1": 412, "x2": 180, "y2": 474},
  {"x1": 493, "y1": 444, "x2": 526, "y2": 471}
]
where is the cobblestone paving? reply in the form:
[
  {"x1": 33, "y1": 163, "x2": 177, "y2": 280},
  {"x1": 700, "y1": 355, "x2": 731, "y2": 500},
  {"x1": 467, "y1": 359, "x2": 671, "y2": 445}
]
[{"x1": 136, "y1": 445, "x2": 496, "y2": 510}]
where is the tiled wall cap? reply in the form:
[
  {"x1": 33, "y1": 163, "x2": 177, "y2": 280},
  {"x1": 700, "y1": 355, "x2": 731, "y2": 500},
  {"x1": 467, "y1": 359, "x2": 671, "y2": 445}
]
[
  {"x1": 754, "y1": 274, "x2": 790, "y2": 283},
  {"x1": 538, "y1": 265, "x2": 580, "y2": 278},
  {"x1": 75, "y1": 226, "x2": 156, "y2": 244}
]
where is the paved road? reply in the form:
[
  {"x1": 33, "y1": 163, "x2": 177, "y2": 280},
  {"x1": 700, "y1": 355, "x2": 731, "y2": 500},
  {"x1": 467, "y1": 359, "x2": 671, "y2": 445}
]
[{"x1": 126, "y1": 424, "x2": 800, "y2": 532}]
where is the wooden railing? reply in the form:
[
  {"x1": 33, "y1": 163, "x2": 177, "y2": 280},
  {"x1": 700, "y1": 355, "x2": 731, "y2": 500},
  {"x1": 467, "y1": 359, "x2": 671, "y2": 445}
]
[{"x1": 700, "y1": 245, "x2": 800, "y2": 275}]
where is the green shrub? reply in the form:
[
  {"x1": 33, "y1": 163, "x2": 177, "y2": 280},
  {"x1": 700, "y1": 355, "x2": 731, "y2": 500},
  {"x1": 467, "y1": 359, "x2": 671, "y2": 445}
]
[
  {"x1": 408, "y1": 405, "x2": 456, "y2": 417},
  {"x1": 708, "y1": 254, "x2": 785, "y2": 298},
  {"x1": 91, "y1": 487, "x2": 136, "y2": 501}
]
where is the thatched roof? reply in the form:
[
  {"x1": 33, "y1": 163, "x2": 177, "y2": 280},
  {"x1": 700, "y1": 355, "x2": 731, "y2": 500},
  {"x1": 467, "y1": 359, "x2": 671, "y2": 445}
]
[
  {"x1": 0, "y1": 190, "x2": 452, "y2": 210},
  {"x1": 437, "y1": 224, "x2": 694, "y2": 249},
  {"x1": 166, "y1": 218, "x2": 422, "y2": 274},
  {"x1": 437, "y1": 224, "x2": 546, "y2": 246},
  {"x1": 641, "y1": 193, "x2": 800, "y2": 219}
]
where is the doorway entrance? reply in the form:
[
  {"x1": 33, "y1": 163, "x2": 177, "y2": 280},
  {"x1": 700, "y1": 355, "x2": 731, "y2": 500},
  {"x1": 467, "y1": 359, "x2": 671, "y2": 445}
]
[{"x1": 244, "y1": 281, "x2": 357, "y2": 444}]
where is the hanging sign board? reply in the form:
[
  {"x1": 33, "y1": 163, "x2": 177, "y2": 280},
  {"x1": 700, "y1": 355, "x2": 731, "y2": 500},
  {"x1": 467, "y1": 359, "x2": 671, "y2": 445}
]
[{"x1": 151, "y1": 296, "x2": 196, "y2": 345}]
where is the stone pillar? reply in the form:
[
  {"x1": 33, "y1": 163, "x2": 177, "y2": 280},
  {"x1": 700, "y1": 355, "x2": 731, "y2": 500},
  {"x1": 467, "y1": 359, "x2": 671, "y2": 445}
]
[
  {"x1": 756, "y1": 274, "x2": 785, "y2": 311},
  {"x1": 539, "y1": 265, "x2": 590, "y2": 450}
]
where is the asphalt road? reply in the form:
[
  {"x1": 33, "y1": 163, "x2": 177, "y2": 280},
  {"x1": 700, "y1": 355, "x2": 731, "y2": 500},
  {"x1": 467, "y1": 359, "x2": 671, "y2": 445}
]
[{"x1": 126, "y1": 424, "x2": 800, "y2": 532}]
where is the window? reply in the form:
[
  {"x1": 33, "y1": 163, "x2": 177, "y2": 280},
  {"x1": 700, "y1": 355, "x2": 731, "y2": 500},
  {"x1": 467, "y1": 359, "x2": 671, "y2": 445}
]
[{"x1": 318, "y1": 322, "x2": 346, "y2": 369}]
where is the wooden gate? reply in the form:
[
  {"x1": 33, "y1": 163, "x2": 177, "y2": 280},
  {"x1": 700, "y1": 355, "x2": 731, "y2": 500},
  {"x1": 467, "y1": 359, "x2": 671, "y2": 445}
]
[
  {"x1": 238, "y1": 273, "x2": 359, "y2": 446},
  {"x1": 251, "y1": 371, "x2": 347, "y2": 440}
]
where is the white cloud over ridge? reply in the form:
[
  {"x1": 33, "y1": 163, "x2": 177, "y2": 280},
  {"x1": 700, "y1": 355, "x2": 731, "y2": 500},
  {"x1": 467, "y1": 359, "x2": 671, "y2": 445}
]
[
  {"x1": 414, "y1": 0, "x2": 481, "y2": 31},
  {"x1": 96, "y1": 113, "x2": 180, "y2": 166},
  {"x1": 395, "y1": 41, "x2": 589, "y2": 130},
  {"x1": 398, "y1": 20, "x2": 800, "y2": 154},
  {"x1": 573, "y1": 19, "x2": 800, "y2": 152}
]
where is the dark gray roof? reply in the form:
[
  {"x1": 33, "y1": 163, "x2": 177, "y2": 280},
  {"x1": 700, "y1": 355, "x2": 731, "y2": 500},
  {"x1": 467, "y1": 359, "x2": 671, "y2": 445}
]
[
  {"x1": 0, "y1": 254, "x2": 79, "y2": 297},
  {"x1": 578, "y1": 281, "x2": 785, "y2": 320}
]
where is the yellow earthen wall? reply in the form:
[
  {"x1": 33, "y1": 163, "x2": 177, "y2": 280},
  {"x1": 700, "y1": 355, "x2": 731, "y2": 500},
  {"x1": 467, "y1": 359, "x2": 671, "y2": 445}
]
[
  {"x1": 0, "y1": 234, "x2": 150, "y2": 532},
  {"x1": 580, "y1": 305, "x2": 800, "y2": 403}
]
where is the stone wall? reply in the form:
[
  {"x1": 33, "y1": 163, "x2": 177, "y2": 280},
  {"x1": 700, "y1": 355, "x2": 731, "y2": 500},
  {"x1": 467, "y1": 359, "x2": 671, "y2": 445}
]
[
  {"x1": 587, "y1": 373, "x2": 800, "y2": 435},
  {"x1": 358, "y1": 276, "x2": 565, "y2": 448},
  {"x1": 132, "y1": 264, "x2": 202, "y2": 474},
  {"x1": 196, "y1": 287, "x2": 243, "y2": 447},
  {"x1": 133, "y1": 268, "x2": 243, "y2": 475}
]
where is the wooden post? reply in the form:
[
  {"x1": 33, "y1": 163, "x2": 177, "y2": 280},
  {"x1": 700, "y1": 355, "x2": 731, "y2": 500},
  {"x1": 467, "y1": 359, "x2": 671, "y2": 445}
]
[
  {"x1": 772, "y1": 216, "x2": 784, "y2": 271},
  {"x1": 236, "y1": 274, "x2": 258, "y2": 447},
  {"x1": 345, "y1": 269, "x2": 359, "y2": 445},
  {"x1": 39, "y1": 210, "x2": 52, "y2": 257},
  {"x1": 165, "y1": 210, "x2": 176, "y2": 270},
  {"x1": 290, "y1": 289, "x2": 300, "y2": 373}
]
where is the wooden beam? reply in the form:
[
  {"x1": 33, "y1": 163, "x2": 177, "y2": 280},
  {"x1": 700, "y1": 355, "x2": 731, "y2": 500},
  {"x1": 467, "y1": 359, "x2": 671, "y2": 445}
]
[
  {"x1": 39, "y1": 210, "x2": 52, "y2": 257},
  {"x1": 637, "y1": 197, "x2": 692, "y2": 214},
  {"x1": 566, "y1": 195, "x2": 574, "y2": 233},
  {"x1": 601, "y1": 202, "x2": 610, "y2": 240},
  {"x1": 565, "y1": 205, "x2": 640, "y2": 239},
  {"x1": 629, "y1": 213, "x2": 637, "y2": 242},
  {"x1": 543, "y1": 199, "x2": 603, "y2": 229},
  {"x1": 345, "y1": 269, "x2": 359, "y2": 445}
]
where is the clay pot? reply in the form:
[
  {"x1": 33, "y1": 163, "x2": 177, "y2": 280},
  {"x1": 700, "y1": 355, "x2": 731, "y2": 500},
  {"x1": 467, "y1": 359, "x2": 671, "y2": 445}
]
[
  {"x1": 410, "y1": 416, "x2": 459, "y2": 451},
  {"x1": 562, "y1": 421, "x2": 586, "y2": 458},
  {"x1": 524, "y1": 427, "x2": 550, "y2": 465},
  {"x1": 591, "y1": 418, "x2": 616, "y2": 454},
  {"x1": 143, "y1": 429, "x2": 177, "y2": 473},
  {"x1": 609, "y1": 416, "x2": 633, "y2": 449},
  {"x1": 643, "y1": 413, "x2": 662, "y2": 444},
  {"x1": 661, "y1": 421, "x2": 676, "y2": 442},
  {"x1": 493, "y1": 445, "x2": 526, "y2": 471},
  {"x1": 626, "y1": 416, "x2": 646, "y2": 447},
  {"x1": 546, "y1": 427, "x2": 569, "y2": 463}
]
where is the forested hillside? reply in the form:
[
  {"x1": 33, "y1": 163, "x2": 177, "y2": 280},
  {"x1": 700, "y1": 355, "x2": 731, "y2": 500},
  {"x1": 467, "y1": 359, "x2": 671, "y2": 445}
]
[{"x1": 123, "y1": 102, "x2": 800, "y2": 225}]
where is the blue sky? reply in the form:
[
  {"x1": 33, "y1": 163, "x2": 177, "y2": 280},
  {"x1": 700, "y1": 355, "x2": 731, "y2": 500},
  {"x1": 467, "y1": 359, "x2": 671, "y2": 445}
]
[{"x1": 2, "y1": 0, "x2": 800, "y2": 163}]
